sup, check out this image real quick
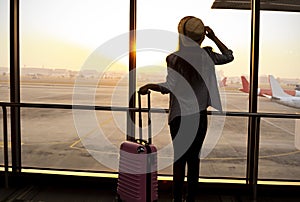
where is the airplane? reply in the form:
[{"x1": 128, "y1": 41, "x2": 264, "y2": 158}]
[
  {"x1": 265, "y1": 75, "x2": 300, "y2": 109},
  {"x1": 219, "y1": 77, "x2": 227, "y2": 87},
  {"x1": 239, "y1": 76, "x2": 300, "y2": 97}
]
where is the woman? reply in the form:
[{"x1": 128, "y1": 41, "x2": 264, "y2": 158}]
[{"x1": 139, "y1": 16, "x2": 234, "y2": 202}]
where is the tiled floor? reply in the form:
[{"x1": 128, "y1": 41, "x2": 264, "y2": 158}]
[
  {"x1": 0, "y1": 174, "x2": 299, "y2": 202},
  {"x1": 1, "y1": 184, "x2": 300, "y2": 202}
]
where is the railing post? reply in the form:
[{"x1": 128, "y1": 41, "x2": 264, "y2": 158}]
[
  {"x1": 2, "y1": 106, "x2": 9, "y2": 188},
  {"x1": 127, "y1": 0, "x2": 137, "y2": 141},
  {"x1": 252, "y1": 116, "x2": 261, "y2": 200}
]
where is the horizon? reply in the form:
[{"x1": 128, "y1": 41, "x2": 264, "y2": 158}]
[{"x1": 1, "y1": 66, "x2": 300, "y2": 85}]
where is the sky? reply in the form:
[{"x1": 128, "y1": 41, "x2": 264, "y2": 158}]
[{"x1": 1, "y1": 0, "x2": 300, "y2": 79}]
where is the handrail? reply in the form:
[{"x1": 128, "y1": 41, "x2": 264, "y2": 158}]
[
  {"x1": 0, "y1": 101, "x2": 299, "y2": 193},
  {"x1": 0, "y1": 102, "x2": 299, "y2": 119}
]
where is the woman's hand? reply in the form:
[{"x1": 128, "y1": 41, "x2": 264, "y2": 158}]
[
  {"x1": 138, "y1": 85, "x2": 149, "y2": 95},
  {"x1": 205, "y1": 26, "x2": 216, "y2": 40},
  {"x1": 205, "y1": 26, "x2": 231, "y2": 55}
]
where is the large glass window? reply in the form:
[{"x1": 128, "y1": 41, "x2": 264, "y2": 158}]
[
  {"x1": 20, "y1": 0, "x2": 129, "y2": 172},
  {"x1": 137, "y1": 0, "x2": 250, "y2": 178},
  {"x1": 259, "y1": 117, "x2": 300, "y2": 181},
  {"x1": 0, "y1": 0, "x2": 9, "y2": 169},
  {"x1": 257, "y1": 11, "x2": 300, "y2": 181},
  {"x1": 5, "y1": 0, "x2": 300, "y2": 183},
  {"x1": 258, "y1": 11, "x2": 300, "y2": 113},
  {"x1": 20, "y1": 0, "x2": 129, "y2": 105},
  {"x1": 0, "y1": 0, "x2": 9, "y2": 102}
]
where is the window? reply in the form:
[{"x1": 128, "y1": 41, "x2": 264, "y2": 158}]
[
  {"x1": 259, "y1": 117, "x2": 300, "y2": 181},
  {"x1": 136, "y1": 0, "x2": 250, "y2": 178},
  {"x1": 20, "y1": 0, "x2": 129, "y2": 172},
  {"x1": 0, "y1": 0, "x2": 9, "y2": 102},
  {"x1": 4, "y1": 0, "x2": 299, "y2": 184},
  {"x1": 257, "y1": 11, "x2": 300, "y2": 181},
  {"x1": 0, "y1": 0, "x2": 9, "y2": 169}
]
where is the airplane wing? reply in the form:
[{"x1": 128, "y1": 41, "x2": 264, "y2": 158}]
[{"x1": 262, "y1": 94, "x2": 272, "y2": 99}]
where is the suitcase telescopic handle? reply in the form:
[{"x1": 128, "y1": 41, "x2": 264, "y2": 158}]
[{"x1": 138, "y1": 91, "x2": 152, "y2": 144}]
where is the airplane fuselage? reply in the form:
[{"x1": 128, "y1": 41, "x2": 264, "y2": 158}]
[{"x1": 274, "y1": 97, "x2": 300, "y2": 109}]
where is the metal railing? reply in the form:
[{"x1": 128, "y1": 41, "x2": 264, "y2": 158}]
[{"x1": 1, "y1": 101, "x2": 300, "y2": 196}]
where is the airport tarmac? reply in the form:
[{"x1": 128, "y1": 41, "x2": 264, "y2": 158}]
[{"x1": 0, "y1": 79, "x2": 300, "y2": 181}]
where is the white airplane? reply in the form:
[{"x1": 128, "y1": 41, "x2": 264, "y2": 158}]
[{"x1": 266, "y1": 75, "x2": 300, "y2": 109}]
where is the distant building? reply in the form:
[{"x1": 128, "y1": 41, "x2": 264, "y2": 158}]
[
  {"x1": 259, "y1": 75, "x2": 269, "y2": 84},
  {"x1": 102, "y1": 72, "x2": 120, "y2": 79},
  {"x1": 79, "y1": 69, "x2": 100, "y2": 78},
  {"x1": 227, "y1": 76, "x2": 240, "y2": 84},
  {"x1": 51, "y1": 68, "x2": 70, "y2": 78},
  {"x1": 21, "y1": 67, "x2": 52, "y2": 76},
  {"x1": 284, "y1": 78, "x2": 300, "y2": 86},
  {"x1": 68, "y1": 70, "x2": 78, "y2": 78}
]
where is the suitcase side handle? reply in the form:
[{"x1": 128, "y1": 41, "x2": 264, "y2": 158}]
[{"x1": 138, "y1": 91, "x2": 152, "y2": 144}]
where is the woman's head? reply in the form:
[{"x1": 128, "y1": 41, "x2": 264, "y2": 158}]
[{"x1": 178, "y1": 16, "x2": 205, "y2": 47}]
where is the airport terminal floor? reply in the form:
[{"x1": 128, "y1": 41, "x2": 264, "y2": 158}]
[{"x1": 1, "y1": 173, "x2": 300, "y2": 202}]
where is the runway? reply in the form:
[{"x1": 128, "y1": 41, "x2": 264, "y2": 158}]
[{"x1": 0, "y1": 80, "x2": 299, "y2": 181}]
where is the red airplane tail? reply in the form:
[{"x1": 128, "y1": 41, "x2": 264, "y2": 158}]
[{"x1": 240, "y1": 76, "x2": 250, "y2": 93}]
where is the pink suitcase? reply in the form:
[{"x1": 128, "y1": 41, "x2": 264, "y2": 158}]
[{"x1": 117, "y1": 92, "x2": 158, "y2": 202}]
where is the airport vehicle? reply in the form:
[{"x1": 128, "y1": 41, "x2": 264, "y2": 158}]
[
  {"x1": 265, "y1": 75, "x2": 300, "y2": 109},
  {"x1": 239, "y1": 76, "x2": 300, "y2": 96},
  {"x1": 117, "y1": 92, "x2": 158, "y2": 202}
]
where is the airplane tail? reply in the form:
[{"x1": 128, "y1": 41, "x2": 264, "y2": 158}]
[
  {"x1": 269, "y1": 75, "x2": 291, "y2": 98},
  {"x1": 240, "y1": 76, "x2": 249, "y2": 93},
  {"x1": 219, "y1": 77, "x2": 227, "y2": 87}
]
